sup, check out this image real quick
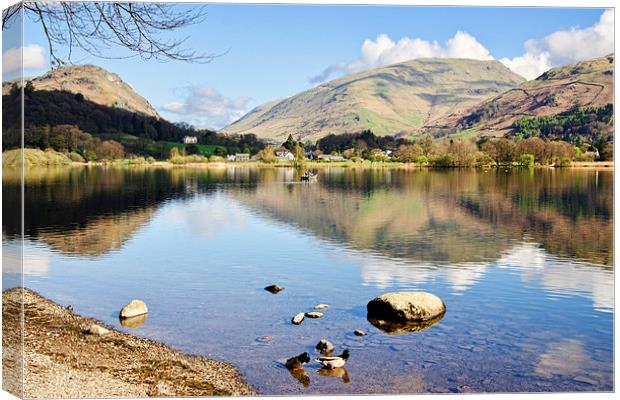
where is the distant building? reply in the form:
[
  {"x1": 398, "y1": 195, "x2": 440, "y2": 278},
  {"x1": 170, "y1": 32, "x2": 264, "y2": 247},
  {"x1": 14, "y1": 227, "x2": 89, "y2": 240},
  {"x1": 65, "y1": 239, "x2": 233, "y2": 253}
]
[
  {"x1": 227, "y1": 155, "x2": 236, "y2": 161},
  {"x1": 183, "y1": 136, "x2": 198, "y2": 144},
  {"x1": 235, "y1": 153, "x2": 250, "y2": 162},
  {"x1": 318, "y1": 154, "x2": 345, "y2": 162},
  {"x1": 275, "y1": 150, "x2": 295, "y2": 161}
]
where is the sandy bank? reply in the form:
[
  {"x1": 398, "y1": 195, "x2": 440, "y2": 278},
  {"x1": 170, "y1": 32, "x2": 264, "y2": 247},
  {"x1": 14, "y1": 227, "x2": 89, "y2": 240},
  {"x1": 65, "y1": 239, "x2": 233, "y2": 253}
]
[{"x1": 2, "y1": 287, "x2": 256, "y2": 398}]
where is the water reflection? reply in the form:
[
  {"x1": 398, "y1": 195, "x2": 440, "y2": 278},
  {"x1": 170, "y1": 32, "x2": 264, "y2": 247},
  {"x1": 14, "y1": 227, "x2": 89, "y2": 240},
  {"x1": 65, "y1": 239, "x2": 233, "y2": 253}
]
[
  {"x1": 317, "y1": 367, "x2": 350, "y2": 384},
  {"x1": 368, "y1": 313, "x2": 445, "y2": 334},
  {"x1": 1, "y1": 165, "x2": 613, "y2": 394}
]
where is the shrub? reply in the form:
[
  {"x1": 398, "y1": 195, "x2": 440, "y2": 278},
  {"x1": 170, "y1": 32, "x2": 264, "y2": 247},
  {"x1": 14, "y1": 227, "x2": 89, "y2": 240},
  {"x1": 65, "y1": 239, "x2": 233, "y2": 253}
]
[
  {"x1": 413, "y1": 155, "x2": 428, "y2": 165},
  {"x1": 557, "y1": 157, "x2": 572, "y2": 167},
  {"x1": 430, "y1": 154, "x2": 455, "y2": 167},
  {"x1": 169, "y1": 155, "x2": 208, "y2": 164},
  {"x1": 518, "y1": 153, "x2": 535, "y2": 167},
  {"x1": 68, "y1": 152, "x2": 85, "y2": 162}
]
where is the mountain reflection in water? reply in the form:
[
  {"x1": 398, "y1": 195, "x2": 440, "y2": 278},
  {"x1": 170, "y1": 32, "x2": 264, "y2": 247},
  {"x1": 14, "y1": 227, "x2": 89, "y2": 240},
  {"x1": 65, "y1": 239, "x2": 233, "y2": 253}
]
[{"x1": 2, "y1": 166, "x2": 613, "y2": 394}]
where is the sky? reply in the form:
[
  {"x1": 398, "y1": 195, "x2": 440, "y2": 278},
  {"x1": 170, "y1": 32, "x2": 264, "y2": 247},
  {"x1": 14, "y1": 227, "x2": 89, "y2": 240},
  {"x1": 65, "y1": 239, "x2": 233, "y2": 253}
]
[{"x1": 2, "y1": 4, "x2": 614, "y2": 130}]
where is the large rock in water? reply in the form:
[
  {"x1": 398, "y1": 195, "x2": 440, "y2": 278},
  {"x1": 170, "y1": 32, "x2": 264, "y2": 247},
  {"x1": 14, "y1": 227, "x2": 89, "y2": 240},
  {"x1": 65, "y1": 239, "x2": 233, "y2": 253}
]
[
  {"x1": 120, "y1": 299, "x2": 148, "y2": 318},
  {"x1": 367, "y1": 292, "x2": 445, "y2": 322}
]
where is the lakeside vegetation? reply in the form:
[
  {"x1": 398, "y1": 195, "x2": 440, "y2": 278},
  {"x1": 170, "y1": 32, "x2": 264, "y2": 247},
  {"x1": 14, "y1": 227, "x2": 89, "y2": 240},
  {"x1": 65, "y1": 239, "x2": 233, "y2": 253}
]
[{"x1": 3, "y1": 82, "x2": 613, "y2": 168}]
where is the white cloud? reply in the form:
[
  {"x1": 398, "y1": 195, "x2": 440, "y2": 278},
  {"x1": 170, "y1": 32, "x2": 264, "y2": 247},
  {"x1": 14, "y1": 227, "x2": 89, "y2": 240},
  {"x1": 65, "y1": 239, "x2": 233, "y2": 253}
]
[
  {"x1": 160, "y1": 85, "x2": 251, "y2": 130},
  {"x1": 312, "y1": 9, "x2": 613, "y2": 83},
  {"x1": 2, "y1": 44, "x2": 47, "y2": 74},
  {"x1": 500, "y1": 9, "x2": 613, "y2": 79},
  {"x1": 311, "y1": 31, "x2": 492, "y2": 83}
]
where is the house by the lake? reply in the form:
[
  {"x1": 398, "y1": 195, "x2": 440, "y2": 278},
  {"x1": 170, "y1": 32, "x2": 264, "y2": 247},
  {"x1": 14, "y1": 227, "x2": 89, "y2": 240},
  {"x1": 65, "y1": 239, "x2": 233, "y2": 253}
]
[
  {"x1": 275, "y1": 150, "x2": 295, "y2": 161},
  {"x1": 183, "y1": 136, "x2": 198, "y2": 144},
  {"x1": 234, "y1": 153, "x2": 250, "y2": 162},
  {"x1": 318, "y1": 154, "x2": 345, "y2": 162}
]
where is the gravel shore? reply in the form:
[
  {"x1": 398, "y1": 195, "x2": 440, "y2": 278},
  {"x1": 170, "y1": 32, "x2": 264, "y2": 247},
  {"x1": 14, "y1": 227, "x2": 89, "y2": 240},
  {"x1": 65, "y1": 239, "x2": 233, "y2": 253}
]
[{"x1": 2, "y1": 287, "x2": 256, "y2": 398}]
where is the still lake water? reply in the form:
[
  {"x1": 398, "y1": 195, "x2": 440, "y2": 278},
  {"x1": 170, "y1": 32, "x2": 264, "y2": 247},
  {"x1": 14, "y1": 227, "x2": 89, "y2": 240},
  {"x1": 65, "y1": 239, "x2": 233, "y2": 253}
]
[{"x1": 2, "y1": 166, "x2": 614, "y2": 394}]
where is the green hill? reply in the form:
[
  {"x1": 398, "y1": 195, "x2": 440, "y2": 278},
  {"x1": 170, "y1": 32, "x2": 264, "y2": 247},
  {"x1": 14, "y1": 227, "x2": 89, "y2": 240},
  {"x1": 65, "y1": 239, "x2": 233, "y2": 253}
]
[{"x1": 222, "y1": 58, "x2": 525, "y2": 141}]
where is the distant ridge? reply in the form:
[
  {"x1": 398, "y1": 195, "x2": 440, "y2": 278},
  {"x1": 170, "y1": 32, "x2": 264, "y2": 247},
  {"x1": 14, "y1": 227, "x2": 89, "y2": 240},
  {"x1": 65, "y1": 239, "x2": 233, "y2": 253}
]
[
  {"x1": 428, "y1": 54, "x2": 614, "y2": 137},
  {"x1": 222, "y1": 58, "x2": 525, "y2": 141}
]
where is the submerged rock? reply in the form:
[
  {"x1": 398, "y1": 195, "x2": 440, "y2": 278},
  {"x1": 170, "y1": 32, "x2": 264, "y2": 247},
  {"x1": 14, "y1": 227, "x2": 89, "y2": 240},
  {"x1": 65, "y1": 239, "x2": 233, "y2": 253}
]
[
  {"x1": 120, "y1": 299, "x2": 148, "y2": 319},
  {"x1": 292, "y1": 312, "x2": 305, "y2": 325},
  {"x1": 264, "y1": 284, "x2": 285, "y2": 294},
  {"x1": 314, "y1": 304, "x2": 329, "y2": 310},
  {"x1": 367, "y1": 292, "x2": 445, "y2": 322},
  {"x1": 315, "y1": 339, "x2": 334, "y2": 353},
  {"x1": 305, "y1": 311, "x2": 324, "y2": 319},
  {"x1": 119, "y1": 313, "x2": 147, "y2": 328},
  {"x1": 88, "y1": 324, "x2": 109, "y2": 335},
  {"x1": 368, "y1": 314, "x2": 444, "y2": 334},
  {"x1": 354, "y1": 329, "x2": 367, "y2": 336}
]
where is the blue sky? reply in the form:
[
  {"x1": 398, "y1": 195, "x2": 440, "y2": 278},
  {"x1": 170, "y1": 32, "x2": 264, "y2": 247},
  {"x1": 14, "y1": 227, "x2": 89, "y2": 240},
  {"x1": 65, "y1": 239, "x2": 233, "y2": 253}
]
[{"x1": 3, "y1": 4, "x2": 614, "y2": 129}]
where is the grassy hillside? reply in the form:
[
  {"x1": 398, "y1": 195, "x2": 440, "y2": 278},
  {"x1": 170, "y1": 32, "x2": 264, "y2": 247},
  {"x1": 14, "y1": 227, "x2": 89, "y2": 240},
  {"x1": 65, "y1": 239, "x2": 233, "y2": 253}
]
[
  {"x1": 3, "y1": 65, "x2": 159, "y2": 117},
  {"x1": 222, "y1": 58, "x2": 525, "y2": 141},
  {"x1": 429, "y1": 55, "x2": 614, "y2": 139}
]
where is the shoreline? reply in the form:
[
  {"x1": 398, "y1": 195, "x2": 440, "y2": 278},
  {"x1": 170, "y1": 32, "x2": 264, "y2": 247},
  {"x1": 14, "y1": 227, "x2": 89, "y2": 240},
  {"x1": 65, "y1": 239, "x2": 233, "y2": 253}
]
[
  {"x1": 5, "y1": 160, "x2": 613, "y2": 170},
  {"x1": 2, "y1": 287, "x2": 256, "y2": 398}
]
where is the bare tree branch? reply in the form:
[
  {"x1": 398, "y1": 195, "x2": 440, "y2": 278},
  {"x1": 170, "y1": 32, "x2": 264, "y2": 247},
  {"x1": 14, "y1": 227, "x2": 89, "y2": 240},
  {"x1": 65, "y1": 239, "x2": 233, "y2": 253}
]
[{"x1": 3, "y1": 2, "x2": 214, "y2": 66}]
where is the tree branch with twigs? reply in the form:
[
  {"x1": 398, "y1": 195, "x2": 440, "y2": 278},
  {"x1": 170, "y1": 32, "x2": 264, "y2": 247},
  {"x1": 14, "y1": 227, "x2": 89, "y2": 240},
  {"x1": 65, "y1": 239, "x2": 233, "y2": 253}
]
[{"x1": 2, "y1": 2, "x2": 215, "y2": 67}]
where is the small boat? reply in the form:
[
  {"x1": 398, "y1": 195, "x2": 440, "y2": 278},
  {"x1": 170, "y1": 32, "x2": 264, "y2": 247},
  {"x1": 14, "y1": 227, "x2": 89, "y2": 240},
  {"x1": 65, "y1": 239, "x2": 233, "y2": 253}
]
[{"x1": 301, "y1": 171, "x2": 318, "y2": 182}]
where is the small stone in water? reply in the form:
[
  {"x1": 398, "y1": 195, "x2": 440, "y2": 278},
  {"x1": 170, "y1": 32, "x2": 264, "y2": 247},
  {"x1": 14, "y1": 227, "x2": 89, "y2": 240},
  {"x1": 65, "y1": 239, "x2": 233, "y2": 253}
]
[
  {"x1": 264, "y1": 284, "x2": 284, "y2": 294},
  {"x1": 314, "y1": 304, "x2": 329, "y2": 310},
  {"x1": 258, "y1": 336, "x2": 273, "y2": 342},
  {"x1": 292, "y1": 312, "x2": 305, "y2": 325},
  {"x1": 120, "y1": 299, "x2": 148, "y2": 318},
  {"x1": 354, "y1": 329, "x2": 367, "y2": 336},
  {"x1": 305, "y1": 311, "x2": 324, "y2": 319}
]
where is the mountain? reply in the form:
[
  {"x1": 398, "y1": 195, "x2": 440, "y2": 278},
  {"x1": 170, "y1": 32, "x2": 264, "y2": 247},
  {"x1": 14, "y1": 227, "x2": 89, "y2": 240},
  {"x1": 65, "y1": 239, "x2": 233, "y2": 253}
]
[
  {"x1": 2, "y1": 64, "x2": 159, "y2": 118},
  {"x1": 222, "y1": 58, "x2": 525, "y2": 141},
  {"x1": 429, "y1": 55, "x2": 614, "y2": 137}
]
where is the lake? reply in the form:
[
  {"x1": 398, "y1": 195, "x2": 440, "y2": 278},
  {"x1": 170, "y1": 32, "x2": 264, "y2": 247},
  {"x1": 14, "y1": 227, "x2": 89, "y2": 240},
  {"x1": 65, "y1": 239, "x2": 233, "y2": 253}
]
[{"x1": 2, "y1": 166, "x2": 613, "y2": 394}]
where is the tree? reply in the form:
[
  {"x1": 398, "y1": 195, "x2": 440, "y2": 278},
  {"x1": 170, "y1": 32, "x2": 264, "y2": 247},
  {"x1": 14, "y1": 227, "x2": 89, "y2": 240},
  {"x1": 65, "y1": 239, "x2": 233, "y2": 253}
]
[
  {"x1": 395, "y1": 144, "x2": 423, "y2": 163},
  {"x1": 518, "y1": 154, "x2": 535, "y2": 167},
  {"x1": 446, "y1": 139, "x2": 476, "y2": 166},
  {"x1": 186, "y1": 143, "x2": 199, "y2": 155},
  {"x1": 416, "y1": 135, "x2": 435, "y2": 156},
  {"x1": 282, "y1": 134, "x2": 296, "y2": 151},
  {"x1": 482, "y1": 139, "x2": 516, "y2": 165},
  {"x1": 2, "y1": 2, "x2": 213, "y2": 66},
  {"x1": 49, "y1": 134, "x2": 67, "y2": 151},
  {"x1": 257, "y1": 145, "x2": 276, "y2": 163},
  {"x1": 96, "y1": 140, "x2": 125, "y2": 160}
]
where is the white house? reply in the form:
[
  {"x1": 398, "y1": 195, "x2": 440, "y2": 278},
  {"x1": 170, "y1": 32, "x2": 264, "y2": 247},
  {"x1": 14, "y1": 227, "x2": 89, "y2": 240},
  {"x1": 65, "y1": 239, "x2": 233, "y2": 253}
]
[
  {"x1": 183, "y1": 136, "x2": 198, "y2": 144},
  {"x1": 275, "y1": 150, "x2": 295, "y2": 161},
  {"x1": 318, "y1": 154, "x2": 345, "y2": 162}
]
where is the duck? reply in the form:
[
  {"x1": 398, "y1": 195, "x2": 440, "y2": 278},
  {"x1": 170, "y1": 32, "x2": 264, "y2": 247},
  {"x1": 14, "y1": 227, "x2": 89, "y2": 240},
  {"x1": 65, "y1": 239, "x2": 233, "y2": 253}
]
[
  {"x1": 316, "y1": 349, "x2": 350, "y2": 369},
  {"x1": 315, "y1": 339, "x2": 334, "y2": 354},
  {"x1": 285, "y1": 352, "x2": 311, "y2": 370}
]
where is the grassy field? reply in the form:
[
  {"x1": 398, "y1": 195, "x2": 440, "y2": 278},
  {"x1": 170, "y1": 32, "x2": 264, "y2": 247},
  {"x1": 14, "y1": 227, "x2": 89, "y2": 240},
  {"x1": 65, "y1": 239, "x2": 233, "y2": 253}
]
[{"x1": 96, "y1": 133, "x2": 225, "y2": 157}]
